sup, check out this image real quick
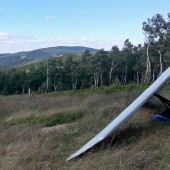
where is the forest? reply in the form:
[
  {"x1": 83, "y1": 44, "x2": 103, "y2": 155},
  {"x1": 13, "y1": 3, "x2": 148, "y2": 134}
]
[{"x1": 0, "y1": 13, "x2": 170, "y2": 95}]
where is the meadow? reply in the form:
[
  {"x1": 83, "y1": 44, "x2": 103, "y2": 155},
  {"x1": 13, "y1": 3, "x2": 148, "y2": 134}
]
[{"x1": 0, "y1": 85, "x2": 170, "y2": 170}]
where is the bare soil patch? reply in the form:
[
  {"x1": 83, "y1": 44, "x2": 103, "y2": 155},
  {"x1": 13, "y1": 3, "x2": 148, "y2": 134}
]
[{"x1": 40, "y1": 123, "x2": 75, "y2": 134}]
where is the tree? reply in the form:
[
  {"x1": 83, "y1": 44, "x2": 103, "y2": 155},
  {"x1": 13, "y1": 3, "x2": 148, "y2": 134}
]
[
  {"x1": 109, "y1": 46, "x2": 119, "y2": 83},
  {"x1": 122, "y1": 39, "x2": 133, "y2": 84},
  {"x1": 163, "y1": 12, "x2": 170, "y2": 68},
  {"x1": 132, "y1": 44, "x2": 143, "y2": 83},
  {"x1": 81, "y1": 49, "x2": 91, "y2": 65},
  {"x1": 63, "y1": 55, "x2": 74, "y2": 90},
  {"x1": 142, "y1": 19, "x2": 154, "y2": 83},
  {"x1": 142, "y1": 13, "x2": 169, "y2": 82},
  {"x1": 151, "y1": 14, "x2": 167, "y2": 76},
  {"x1": 80, "y1": 50, "x2": 93, "y2": 88},
  {"x1": 92, "y1": 49, "x2": 109, "y2": 86}
]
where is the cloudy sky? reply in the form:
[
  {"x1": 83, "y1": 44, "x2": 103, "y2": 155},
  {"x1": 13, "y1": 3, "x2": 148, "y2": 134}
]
[{"x1": 0, "y1": 0, "x2": 170, "y2": 53}]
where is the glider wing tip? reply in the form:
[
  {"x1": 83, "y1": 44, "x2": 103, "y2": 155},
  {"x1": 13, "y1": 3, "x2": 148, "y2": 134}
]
[
  {"x1": 66, "y1": 153, "x2": 77, "y2": 161},
  {"x1": 66, "y1": 156, "x2": 72, "y2": 161},
  {"x1": 66, "y1": 157, "x2": 71, "y2": 161}
]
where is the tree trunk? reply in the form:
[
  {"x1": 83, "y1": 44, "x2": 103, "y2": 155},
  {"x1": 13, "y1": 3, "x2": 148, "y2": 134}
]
[
  {"x1": 124, "y1": 56, "x2": 128, "y2": 84},
  {"x1": 28, "y1": 88, "x2": 31, "y2": 95},
  {"x1": 93, "y1": 72, "x2": 99, "y2": 87},
  {"x1": 109, "y1": 59, "x2": 117, "y2": 84},
  {"x1": 100, "y1": 74, "x2": 103, "y2": 86},
  {"x1": 136, "y1": 71, "x2": 140, "y2": 84},
  {"x1": 72, "y1": 79, "x2": 77, "y2": 89},
  {"x1": 152, "y1": 67, "x2": 155, "y2": 82},
  {"x1": 157, "y1": 49, "x2": 163, "y2": 76},
  {"x1": 54, "y1": 83, "x2": 57, "y2": 92},
  {"x1": 22, "y1": 87, "x2": 25, "y2": 94},
  {"x1": 143, "y1": 43, "x2": 151, "y2": 83}
]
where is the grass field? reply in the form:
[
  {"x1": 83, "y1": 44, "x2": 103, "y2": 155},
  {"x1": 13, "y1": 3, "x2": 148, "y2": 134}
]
[{"x1": 0, "y1": 85, "x2": 170, "y2": 170}]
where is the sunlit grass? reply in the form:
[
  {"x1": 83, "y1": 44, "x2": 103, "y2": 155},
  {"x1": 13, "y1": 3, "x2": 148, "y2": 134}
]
[{"x1": 0, "y1": 85, "x2": 170, "y2": 169}]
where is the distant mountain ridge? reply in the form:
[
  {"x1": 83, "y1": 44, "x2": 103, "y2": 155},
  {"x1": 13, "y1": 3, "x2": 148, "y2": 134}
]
[{"x1": 0, "y1": 46, "x2": 98, "y2": 68}]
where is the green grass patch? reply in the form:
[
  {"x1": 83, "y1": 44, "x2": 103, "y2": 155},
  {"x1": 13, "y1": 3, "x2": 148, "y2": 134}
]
[
  {"x1": 42, "y1": 83, "x2": 150, "y2": 97},
  {"x1": 45, "y1": 110, "x2": 86, "y2": 127},
  {"x1": 5, "y1": 110, "x2": 86, "y2": 127}
]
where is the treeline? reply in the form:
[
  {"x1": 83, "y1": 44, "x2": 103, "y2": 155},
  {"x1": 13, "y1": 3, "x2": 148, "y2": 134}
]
[{"x1": 0, "y1": 13, "x2": 170, "y2": 95}]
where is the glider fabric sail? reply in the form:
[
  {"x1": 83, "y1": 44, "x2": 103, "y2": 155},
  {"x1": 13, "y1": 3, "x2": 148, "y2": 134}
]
[{"x1": 66, "y1": 67, "x2": 170, "y2": 161}]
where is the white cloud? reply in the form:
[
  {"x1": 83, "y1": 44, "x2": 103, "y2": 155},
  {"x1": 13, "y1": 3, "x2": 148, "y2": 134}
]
[
  {"x1": 0, "y1": 32, "x2": 11, "y2": 40},
  {"x1": 44, "y1": 15, "x2": 56, "y2": 20},
  {"x1": 45, "y1": 38, "x2": 124, "y2": 50},
  {"x1": 0, "y1": 32, "x2": 124, "y2": 53},
  {"x1": 81, "y1": 37, "x2": 88, "y2": 41}
]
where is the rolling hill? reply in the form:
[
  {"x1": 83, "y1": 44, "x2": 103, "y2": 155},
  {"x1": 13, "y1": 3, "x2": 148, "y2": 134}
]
[{"x1": 0, "y1": 46, "x2": 98, "y2": 68}]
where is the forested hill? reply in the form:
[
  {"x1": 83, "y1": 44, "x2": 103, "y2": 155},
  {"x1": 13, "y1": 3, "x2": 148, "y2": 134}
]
[{"x1": 0, "y1": 46, "x2": 98, "y2": 68}]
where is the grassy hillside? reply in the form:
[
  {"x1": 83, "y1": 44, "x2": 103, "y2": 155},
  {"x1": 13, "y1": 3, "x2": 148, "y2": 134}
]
[
  {"x1": 0, "y1": 86, "x2": 170, "y2": 170},
  {"x1": 0, "y1": 46, "x2": 98, "y2": 68}
]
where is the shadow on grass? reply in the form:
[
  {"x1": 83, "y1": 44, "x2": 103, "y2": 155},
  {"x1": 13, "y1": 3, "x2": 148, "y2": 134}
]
[{"x1": 73, "y1": 120, "x2": 170, "y2": 160}]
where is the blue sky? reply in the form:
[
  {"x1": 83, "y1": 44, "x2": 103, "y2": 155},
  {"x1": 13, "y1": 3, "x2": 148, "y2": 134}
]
[{"x1": 0, "y1": 0, "x2": 170, "y2": 53}]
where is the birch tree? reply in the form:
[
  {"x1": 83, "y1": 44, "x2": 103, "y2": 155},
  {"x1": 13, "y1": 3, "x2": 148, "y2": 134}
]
[
  {"x1": 109, "y1": 46, "x2": 119, "y2": 83},
  {"x1": 142, "y1": 19, "x2": 154, "y2": 83}
]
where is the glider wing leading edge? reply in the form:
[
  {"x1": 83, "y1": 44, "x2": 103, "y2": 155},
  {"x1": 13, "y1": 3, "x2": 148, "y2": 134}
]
[{"x1": 66, "y1": 67, "x2": 170, "y2": 161}]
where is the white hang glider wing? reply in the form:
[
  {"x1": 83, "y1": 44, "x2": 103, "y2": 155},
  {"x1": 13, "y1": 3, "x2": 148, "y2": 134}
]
[{"x1": 66, "y1": 67, "x2": 170, "y2": 161}]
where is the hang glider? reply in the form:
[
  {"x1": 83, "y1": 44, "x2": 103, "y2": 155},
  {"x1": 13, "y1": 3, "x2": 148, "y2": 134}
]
[
  {"x1": 66, "y1": 67, "x2": 170, "y2": 161},
  {"x1": 152, "y1": 94, "x2": 170, "y2": 121}
]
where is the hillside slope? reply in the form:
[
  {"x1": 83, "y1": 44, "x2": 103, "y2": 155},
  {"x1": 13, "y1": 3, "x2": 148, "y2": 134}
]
[
  {"x1": 0, "y1": 46, "x2": 98, "y2": 68},
  {"x1": 0, "y1": 86, "x2": 170, "y2": 169}
]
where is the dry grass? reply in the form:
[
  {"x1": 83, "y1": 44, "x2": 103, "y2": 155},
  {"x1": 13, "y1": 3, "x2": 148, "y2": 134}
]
[{"x1": 0, "y1": 88, "x2": 170, "y2": 170}]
